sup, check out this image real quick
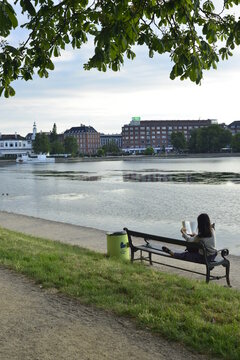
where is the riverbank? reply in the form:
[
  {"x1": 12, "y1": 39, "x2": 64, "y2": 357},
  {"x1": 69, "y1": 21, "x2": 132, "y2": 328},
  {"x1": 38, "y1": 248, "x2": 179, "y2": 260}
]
[
  {"x1": 1, "y1": 152, "x2": 240, "y2": 164},
  {"x1": 58, "y1": 152, "x2": 240, "y2": 162},
  {"x1": 0, "y1": 210, "x2": 239, "y2": 289}
]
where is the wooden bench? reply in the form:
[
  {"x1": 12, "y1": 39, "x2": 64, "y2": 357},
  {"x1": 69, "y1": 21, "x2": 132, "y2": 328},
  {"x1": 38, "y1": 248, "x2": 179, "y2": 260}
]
[{"x1": 124, "y1": 228, "x2": 231, "y2": 286}]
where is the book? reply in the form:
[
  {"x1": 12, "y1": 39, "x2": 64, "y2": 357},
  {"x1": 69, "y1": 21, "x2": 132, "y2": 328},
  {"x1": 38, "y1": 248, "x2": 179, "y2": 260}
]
[{"x1": 182, "y1": 220, "x2": 197, "y2": 236}]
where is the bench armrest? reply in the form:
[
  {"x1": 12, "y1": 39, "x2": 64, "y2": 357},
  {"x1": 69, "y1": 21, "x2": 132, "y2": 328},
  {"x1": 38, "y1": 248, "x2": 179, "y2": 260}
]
[
  {"x1": 144, "y1": 237, "x2": 150, "y2": 246},
  {"x1": 216, "y1": 248, "x2": 229, "y2": 258}
]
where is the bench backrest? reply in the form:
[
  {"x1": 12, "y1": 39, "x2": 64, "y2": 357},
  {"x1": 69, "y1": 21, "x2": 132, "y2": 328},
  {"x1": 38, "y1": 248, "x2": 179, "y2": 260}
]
[{"x1": 124, "y1": 228, "x2": 208, "y2": 257}]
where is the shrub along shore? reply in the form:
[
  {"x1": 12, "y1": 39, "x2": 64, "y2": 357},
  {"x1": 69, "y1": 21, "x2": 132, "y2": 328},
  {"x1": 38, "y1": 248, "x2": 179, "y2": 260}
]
[{"x1": 0, "y1": 227, "x2": 239, "y2": 360}]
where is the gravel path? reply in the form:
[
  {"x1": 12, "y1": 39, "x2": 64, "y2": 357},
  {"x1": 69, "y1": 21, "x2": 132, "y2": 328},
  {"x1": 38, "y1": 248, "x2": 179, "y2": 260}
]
[
  {"x1": 0, "y1": 211, "x2": 236, "y2": 359},
  {"x1": 0, "y1": 267, "x2": 213, "y2": 360}
]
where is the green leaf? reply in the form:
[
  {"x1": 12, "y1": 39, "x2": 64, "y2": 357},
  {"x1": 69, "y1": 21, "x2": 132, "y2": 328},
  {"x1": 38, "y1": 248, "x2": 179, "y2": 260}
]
[
  {"x1": 53, "y1": 46, "x2": 60, "y2": 57},
  {"x1": 112, "y1": 62, "x2": 118, "y2": 71},
  {"x1": 170, "y1": 68, "x2": 175, "y2": 80},
  {"x1": 5, "y1": 3, "x2": 18, "y2": 28},
  {"x1": 37, "y1": 69, "x2": 44, "y2": 78},
  {"x1": 47, "y1": 61, "x2": 54, "y2": 70},
  {"x1": 121, "y1": 36, "x2": 128, "y2": 51},
  {"x1": 149, "y1": 49, "x2": 154, "y2": 58},
  {"x1": 21, "y1": 0, "x2": 36, "y2": 16},
  {"x1": 4, "y1": 88, "x2": 9, "y2": 98},
  {"x1": 8, "y1": 86, "x2": 15, "y2": 96},
  {"x1": 5, "y1": 45, "x2": 19, "y2": 55}
]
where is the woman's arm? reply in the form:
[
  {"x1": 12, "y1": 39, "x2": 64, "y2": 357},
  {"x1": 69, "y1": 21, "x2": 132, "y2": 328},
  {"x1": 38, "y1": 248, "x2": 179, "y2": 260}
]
[{"x1": 181, "y1": 228, "x2": 197, "y2": 242}]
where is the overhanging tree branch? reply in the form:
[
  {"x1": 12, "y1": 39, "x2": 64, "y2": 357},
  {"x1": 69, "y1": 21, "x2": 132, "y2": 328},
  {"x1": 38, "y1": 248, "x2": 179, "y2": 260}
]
[{"x1": 1, "y1": 0, "x2": 240, "y2": 96}]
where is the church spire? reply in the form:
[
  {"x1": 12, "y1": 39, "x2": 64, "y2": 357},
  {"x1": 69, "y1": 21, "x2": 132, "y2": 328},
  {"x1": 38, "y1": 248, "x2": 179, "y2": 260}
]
[{"x1": 32, "y1": 122, "x2": 37, "y2": 140}]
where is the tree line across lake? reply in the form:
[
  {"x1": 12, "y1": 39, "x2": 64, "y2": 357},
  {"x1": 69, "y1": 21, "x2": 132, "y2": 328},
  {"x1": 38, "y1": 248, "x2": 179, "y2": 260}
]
[
  {"x1": 33, "y1": 124, "x2": 78, "y2": 156},
  {"x1": 33, "y1": 123, "x2": 240, "y2": 157},
  {"x1": 171, "y1": 124, "x2": 239, "y2": 154}
]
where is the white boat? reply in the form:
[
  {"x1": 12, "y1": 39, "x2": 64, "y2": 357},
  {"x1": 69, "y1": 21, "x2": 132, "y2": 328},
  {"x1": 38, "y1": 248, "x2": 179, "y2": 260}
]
[{"x1": 16, "y1": 153, "x2": 55, "y2": 163}]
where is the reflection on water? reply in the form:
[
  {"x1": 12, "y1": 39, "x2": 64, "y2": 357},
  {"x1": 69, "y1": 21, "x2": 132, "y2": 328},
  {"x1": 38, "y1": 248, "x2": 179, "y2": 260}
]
[
  {"x1": 123, "y1": 172, "x2": 240, "y2": 184},
  {"x1": 34, "y1": 170, "x2": 102, "y2": 181},
  {"x1": 34, "y1": 169, "x2": 240, "y2": 184}
]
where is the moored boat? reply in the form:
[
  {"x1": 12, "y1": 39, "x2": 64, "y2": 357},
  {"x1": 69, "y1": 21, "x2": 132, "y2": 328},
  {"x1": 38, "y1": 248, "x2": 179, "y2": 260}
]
[{"x1": 16, "y1": 153, "x2": 55, "y2": 163}]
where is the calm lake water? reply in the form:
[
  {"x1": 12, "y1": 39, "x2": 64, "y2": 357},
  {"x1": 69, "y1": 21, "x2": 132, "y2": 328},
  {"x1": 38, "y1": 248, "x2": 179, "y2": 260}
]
[{"x1": 0, "y1": 157, "x2": 240, "y2": 254}]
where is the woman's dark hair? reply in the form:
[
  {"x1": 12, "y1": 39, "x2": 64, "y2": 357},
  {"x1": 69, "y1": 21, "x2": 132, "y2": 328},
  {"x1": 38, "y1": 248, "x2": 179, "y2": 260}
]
[{"x1": 197, "y1": 213, "x2": 212, "y2": 237}]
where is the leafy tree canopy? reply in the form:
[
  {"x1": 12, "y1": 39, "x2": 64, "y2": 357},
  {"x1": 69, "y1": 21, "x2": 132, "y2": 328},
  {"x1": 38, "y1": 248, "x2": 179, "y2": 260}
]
[
  {"x1": 97, "y1": 148, "x2": 105, "y2": 157},
  {"x1": 188, "y1": 124, "x2": 232, "y2": 152},
  {"x1": 231, "y1": 133, "x2": 240, "y2": 152},
  {"x1": 171, "y1": 131, "x2": 187, "y2": 151},
  {"x1": 33, "y1": 132, "x2": 51, "y2": 154},
  {"x1": 144, "y1": 146, "x2": 154, "y2": 155},
  {"x1": 49, "y1": 123, "x2": 58, "y2": 143},
  {"x1": 64, "y1": 136, "x2": 78, "y2": 156},
  {"x1": 1, "y1": 1, "x2": 240, "y2": 97},
  {"x1": 102, "y1": 141, "x2": 121, "y2": 155},
  {"x1": 50, "y1": 140, "x2": 65, "y2": 154}
]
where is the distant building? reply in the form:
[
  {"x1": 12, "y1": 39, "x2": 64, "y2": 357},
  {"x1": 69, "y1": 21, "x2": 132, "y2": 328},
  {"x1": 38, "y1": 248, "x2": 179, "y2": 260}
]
[
  {"x1": 0, "y1": 123, "x2": 39, "y2": 157},
  {"x1": 0, "y1": 133, "x2": 32, "y2": 157},
  {"x1": 64, "y1": 124, "x2": 100, "y2": 155},
  {"x1": 228, "y1": 121, "x2": 240, "y2": 135},
  {"x1": 25, "y1": 122, "x2": 37, "y2": 141},
  {"x1": 122, "y1": 118, "x2": 216, "y2": 153},
  {"x1": 100, "y1": 134, "x2": 122, "y2": 148},
  {"x1": 57, "y1": 133, "x2": 65, "y2": 144}
]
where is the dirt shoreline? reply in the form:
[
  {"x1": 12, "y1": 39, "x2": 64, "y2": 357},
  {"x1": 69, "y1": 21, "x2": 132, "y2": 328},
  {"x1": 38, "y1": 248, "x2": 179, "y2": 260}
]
[{"x1": 0, "y1": 210, "x2": 236, "y2": 359}]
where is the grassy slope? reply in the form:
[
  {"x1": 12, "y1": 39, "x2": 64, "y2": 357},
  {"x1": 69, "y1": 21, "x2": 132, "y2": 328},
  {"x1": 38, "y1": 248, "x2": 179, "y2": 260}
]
[{"x1": 0, "y1": 227, "x2": 239, "y2": 359}]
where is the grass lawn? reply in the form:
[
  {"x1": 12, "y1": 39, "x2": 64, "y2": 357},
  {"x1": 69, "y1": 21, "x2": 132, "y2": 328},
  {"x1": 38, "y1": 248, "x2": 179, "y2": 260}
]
[{"x1": 0, "y1": 227, "x2": 239, "y2": 359}]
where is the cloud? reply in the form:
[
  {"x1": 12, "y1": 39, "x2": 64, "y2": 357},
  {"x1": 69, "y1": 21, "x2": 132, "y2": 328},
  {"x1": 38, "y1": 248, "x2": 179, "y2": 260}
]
[
  {"x1": 53, "y1": 50, "x2": 76, "y2": 64},
  {"x1": 1, "y1": 61, "x2": 239, "y2": 136}
]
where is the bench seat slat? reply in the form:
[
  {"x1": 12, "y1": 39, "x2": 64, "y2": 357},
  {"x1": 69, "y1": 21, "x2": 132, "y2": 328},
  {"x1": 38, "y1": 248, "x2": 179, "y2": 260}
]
[{"x1": 135, "y1": 244, "x2": 227, "y2": 267}]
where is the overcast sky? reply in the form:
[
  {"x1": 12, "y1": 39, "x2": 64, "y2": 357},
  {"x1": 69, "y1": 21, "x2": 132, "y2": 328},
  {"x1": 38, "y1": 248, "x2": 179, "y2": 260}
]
[{"x1": 1, "y1": 4, "x2": 240, "y2": 136}]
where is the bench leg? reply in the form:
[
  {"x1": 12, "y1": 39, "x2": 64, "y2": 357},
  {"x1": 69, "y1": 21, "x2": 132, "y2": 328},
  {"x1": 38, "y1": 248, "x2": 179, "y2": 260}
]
[
  {"x1": 131, "y1": 249, "x2": 134, "y2": 262},
  {"x1": 225, "y1": 260, "x2": 231, "y2": 287},
  {"x1": 149, "y1": 252, "x2": 153, "y2": 265},
  {"x1": 206, "y1": 265, "x2": 210, "y2": 283}
]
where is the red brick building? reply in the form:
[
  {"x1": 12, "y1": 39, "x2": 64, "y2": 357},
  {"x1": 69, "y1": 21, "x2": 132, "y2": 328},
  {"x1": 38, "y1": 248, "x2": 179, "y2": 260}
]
[
  {"x1": 122, "y1": 118, "x2": 216, "y2": 153},
  {"x1": 64, "y1": 125, "x2": 100, "y2": 155}
]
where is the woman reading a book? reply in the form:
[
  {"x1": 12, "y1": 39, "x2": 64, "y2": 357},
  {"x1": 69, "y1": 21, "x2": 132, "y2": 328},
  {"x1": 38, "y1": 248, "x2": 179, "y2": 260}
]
[{"x1": 162, "y1": 213, "x2": 217, "y2": 262}]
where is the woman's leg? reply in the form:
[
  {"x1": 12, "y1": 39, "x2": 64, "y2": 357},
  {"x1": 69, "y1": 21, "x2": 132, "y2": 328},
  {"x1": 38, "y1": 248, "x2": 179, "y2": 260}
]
[{"x1": 174, "y1": 251, "x2": 204, "y2": 263}]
